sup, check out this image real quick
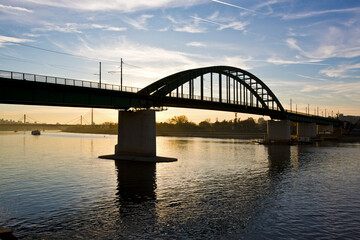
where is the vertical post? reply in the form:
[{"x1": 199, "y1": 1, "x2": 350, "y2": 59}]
[
  {"x1": 308, "y1": 104, "x2": 310, "y2": 115},
  {"x1": 81, "y1": 115, "x2": 83, "y2": 125},
  {"x1": 91, "y1": 108, "x2": 94, "y2": 125},
  {"x1": 233, "y1": 78, "x2": 235, "y2": 104},
  {"x1": 210, "y1": 72, "x2": 213, "y2": 101},
  {"x1": 181, "y1": 84, "x2": 183, "y2": 98},
  {"x1": 120, "y1": 58, "x2": 123, "y2": 89},
  {"x1": 290, "y1": 99, "x2": 292, "y2": 111},
  {"x1": 235, "y1": 81, "x2": 239, "y2": 104},
  {"x1": 200, "y1": 75, "x2": 203, "y2": 100},
  {"x1": 99, "y1": 62, "x2": 102, "y2": 88},
  {"x1": 226, "y1": 76, "x2": 228, "y2": 103},
  {"x1": 24, "y1": 114, "x2": 26, "y2": 124},
  {"x1": 219, "y1": 73, "x2": 222, "y2": 103}
]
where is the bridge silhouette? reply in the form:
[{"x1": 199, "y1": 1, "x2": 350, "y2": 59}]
[{"x1": 0, "y1": 66, "x2": 342, "y2": 162}]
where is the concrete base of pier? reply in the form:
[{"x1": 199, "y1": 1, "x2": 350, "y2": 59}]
[
  {"x1": 317, "y1": 124, "x2": 334, "y2": 134},
  {"x1": 266, "y1": 120, "x2": 291, "y2": 143},
  {"x1": 99, "y1": 154, "x2": 177, "y2": 162},
  {"x1": 99, "y1": 109, "x2": 177, "y2": 163},
  {"x1": 297, "y1": 122, "x2": 317, "y2": 138}
]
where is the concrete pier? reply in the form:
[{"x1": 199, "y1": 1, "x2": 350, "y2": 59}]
[
  {"x1": 99, "y1": 110, "x2": 176, "y2": 162},
  {"x1": 297, "y1": 122, "x2": 316, "y2": 140},
  {"x1": 317, "y1": 124, "x2": 334, "y2": 134},
  {"x1": 266, "y1": 120, "x2": 291, "y2": 143}
]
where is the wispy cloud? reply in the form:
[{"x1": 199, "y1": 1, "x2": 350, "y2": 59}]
[
  {"x1": 212, "y1": 0, "x2": 255, "y2": 12},
  {"x1": 123, "y1": 14, "x2": 153, "y2": 30},
  {"x1": 0, "y1": 35, "x2": 33, "y2": 47},
  {"x1": 285, "y1": 27, "x2": 360, "y2": 59},
  {"x1": 186, "y1": 42, "x2": 206, "y2": 47},
  {"x1": 32, "y1": 22, "x2": 126, "y2": 33},
  {"x1": 171, "y1": 16, "x2": 207, "y2": 33},
  {"x1": 190, "y1": 16, "x2": 249, "y2": 32},
  {"x1": 320, "y1": 63, "x2": 360, "y2": 78},
  {"x1": 61, "y1": 37, "x2": 255, "y2": 85},
  {"x1": 266, "y1": 57, "x2": 326, "y2": 66},
  {"x1": 0, "y1": 4, "x2": 33, "y2": 14},
  {"x1": 19, "y1": 0, "x2": 206, "y2": 12},
  {"x1": 218, "y1": 21, "x2": 249, "y2": 31},
  {"x1": 282, "y1": 7, "x2": 360, "y2": 20}
]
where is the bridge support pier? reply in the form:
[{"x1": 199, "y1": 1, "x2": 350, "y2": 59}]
[
  {"x1": 266, "y1": 120, "x2": 291, "y2": 143},
  {"x1": 99, "y1": 110, "x2": 177, "y2": 162},
  {"x1": 297, "y1": 122, "x2": 316, "y2": 141},
  {"x1": 317, "y1": 124, "x2": 334, "y2": 134}
]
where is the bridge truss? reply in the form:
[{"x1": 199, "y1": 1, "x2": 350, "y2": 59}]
[{"x1": 139, "y1": 66, "x2": 284, "y2": 112}]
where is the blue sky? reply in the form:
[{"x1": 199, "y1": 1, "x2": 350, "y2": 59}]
[{"x1": 0, "y1": 0, "x2": 359, "y2": 123}]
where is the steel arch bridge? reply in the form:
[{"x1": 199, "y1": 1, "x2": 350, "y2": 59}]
[
  {"x1": 140, "y1": 66, "x2": 285, "y2": 116},
  {"x1": 0, "y1": 66, "x2": 342, "y2": 125}
]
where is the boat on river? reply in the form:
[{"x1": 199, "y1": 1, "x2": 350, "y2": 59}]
[{"x1": 31, "y1": 130, "x2": 41, "y2": 135}]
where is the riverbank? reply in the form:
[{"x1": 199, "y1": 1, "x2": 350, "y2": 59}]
[{"x1": 62, "y1": 126, "x2": 265, "y2": 139}]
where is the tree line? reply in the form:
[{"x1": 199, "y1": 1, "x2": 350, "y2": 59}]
[{"x1": 157, "y1": 115, "x2": 267, "y2": 133}]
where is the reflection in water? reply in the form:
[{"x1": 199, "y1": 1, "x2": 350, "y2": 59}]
[
  {"x1": 267, "y1": 145, "x2": 291, "y2": 177},
  {"x1": 115, "y1": 161, "x2": 157, "y2": 203},
  {"x1": 114, "y1": 161, "x2": 158, "y2": 236}
]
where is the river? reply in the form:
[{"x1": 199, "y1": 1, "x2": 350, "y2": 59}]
[{"x1": 0, "y1": 131, "x2": 359, "y2": 239}]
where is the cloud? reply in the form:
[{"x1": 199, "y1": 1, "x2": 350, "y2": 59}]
[
  {"x1": 172, "y1": 16, "x2": 207, "y2": 33},
  {"x1": 186, "y1": 42, "x2": 206, "y2": 47},
  {"x1": 320, "y1": 63, "x2": 360, "y2": 78},
  {"x1": 123, "y1": 14, "x2": 153, "y2": 30},
  {"x1": 266, "y1": 57, "x2": 326, "y2": 66},
  {"x1": 284, "y1": 26, "x2": 360, "y2": 60},
  {"x1": 217, "y1": 21, "x2": 249, "y2": 31},
  {"x1": 212, "y1": 0, "x2": 255, "y2": 12},
  {"x1": 282, "y1": 7, "x2": 360, "y2": 20},
  {"x1": 18, "y1": 0, "x2": 207, "y2": 12},
  {"x1": 0, "y1": 35, "x2": 33, "y2": 47},
  {"x1": 286, "y1": 38, "x2": 303, "y2": 52},
  {"x1": 32, "y1": 22, "x2": 126, "y2": 33},
  {"x1": 190, "y1": 16, "x2": 249, "y2": 32},
  {"x1": 60, "y1": 37, "x2": 254, "y2": 86},
  {"x1": 0, "y1": 4, "x2": 33, "y2": 14}
]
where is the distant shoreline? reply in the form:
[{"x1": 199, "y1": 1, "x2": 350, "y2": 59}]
[{"x1": 62, "y1": 128, "x2": 265, "y2": 139}]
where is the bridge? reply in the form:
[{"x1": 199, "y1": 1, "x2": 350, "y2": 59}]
[{"x1": 0, "y1": 66, "x2": 343, "y2": 162}]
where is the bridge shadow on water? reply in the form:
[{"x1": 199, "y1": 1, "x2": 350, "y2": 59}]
[
  {"x1": 114, "y1": 161, "x2": 158, "y2": 236},
  {"x1": 115, "y1": 161, "x2": 157, "y2": 203}
]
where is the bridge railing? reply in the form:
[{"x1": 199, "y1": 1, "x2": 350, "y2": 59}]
[
  {"x1": 284, "y1": 109, "x2": 338, "y2": 120},
  {"x1": 0, "y1": 70, "x2": 141, "y2": 93},
  {"x1": 166, "y1": 92, "x2": 280, "y2": 109}
]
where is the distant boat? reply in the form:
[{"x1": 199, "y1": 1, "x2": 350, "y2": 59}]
[{"x1": 31, "y1": 130, "x2": 41, "y2": 135}]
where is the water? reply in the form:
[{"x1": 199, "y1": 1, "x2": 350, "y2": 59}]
[{"x1": 0, "y1": 132, "x2": 359, "y2": 239}]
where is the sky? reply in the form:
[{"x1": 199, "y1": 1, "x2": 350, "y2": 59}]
[{"x1": 0, "y1": 0, "x2": 359, "y2": 124}]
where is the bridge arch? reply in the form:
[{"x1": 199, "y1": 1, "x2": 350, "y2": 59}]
[{"x1": 139, "y1": 66, "x2": 284, "y2": 111}]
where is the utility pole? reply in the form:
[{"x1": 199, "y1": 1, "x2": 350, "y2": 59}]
[
  {"x1": 120, "y1": 58, "x2": 123, "y2": 89},
  {"x1": 24, "y1": 114, "x2": 26, "y2": 124},
  {"x1": 99, "y1": 62, "x2": 102, "y2": 87},
  {"x1": 308, "y1": 104, "x2": 310, "y2": 115},
  {"x1": 290, "y1": 98, "x2": 292, "y2": 112},
  {"x1": 91, "y1": 108, "x2": 94, "y2": 125}
]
